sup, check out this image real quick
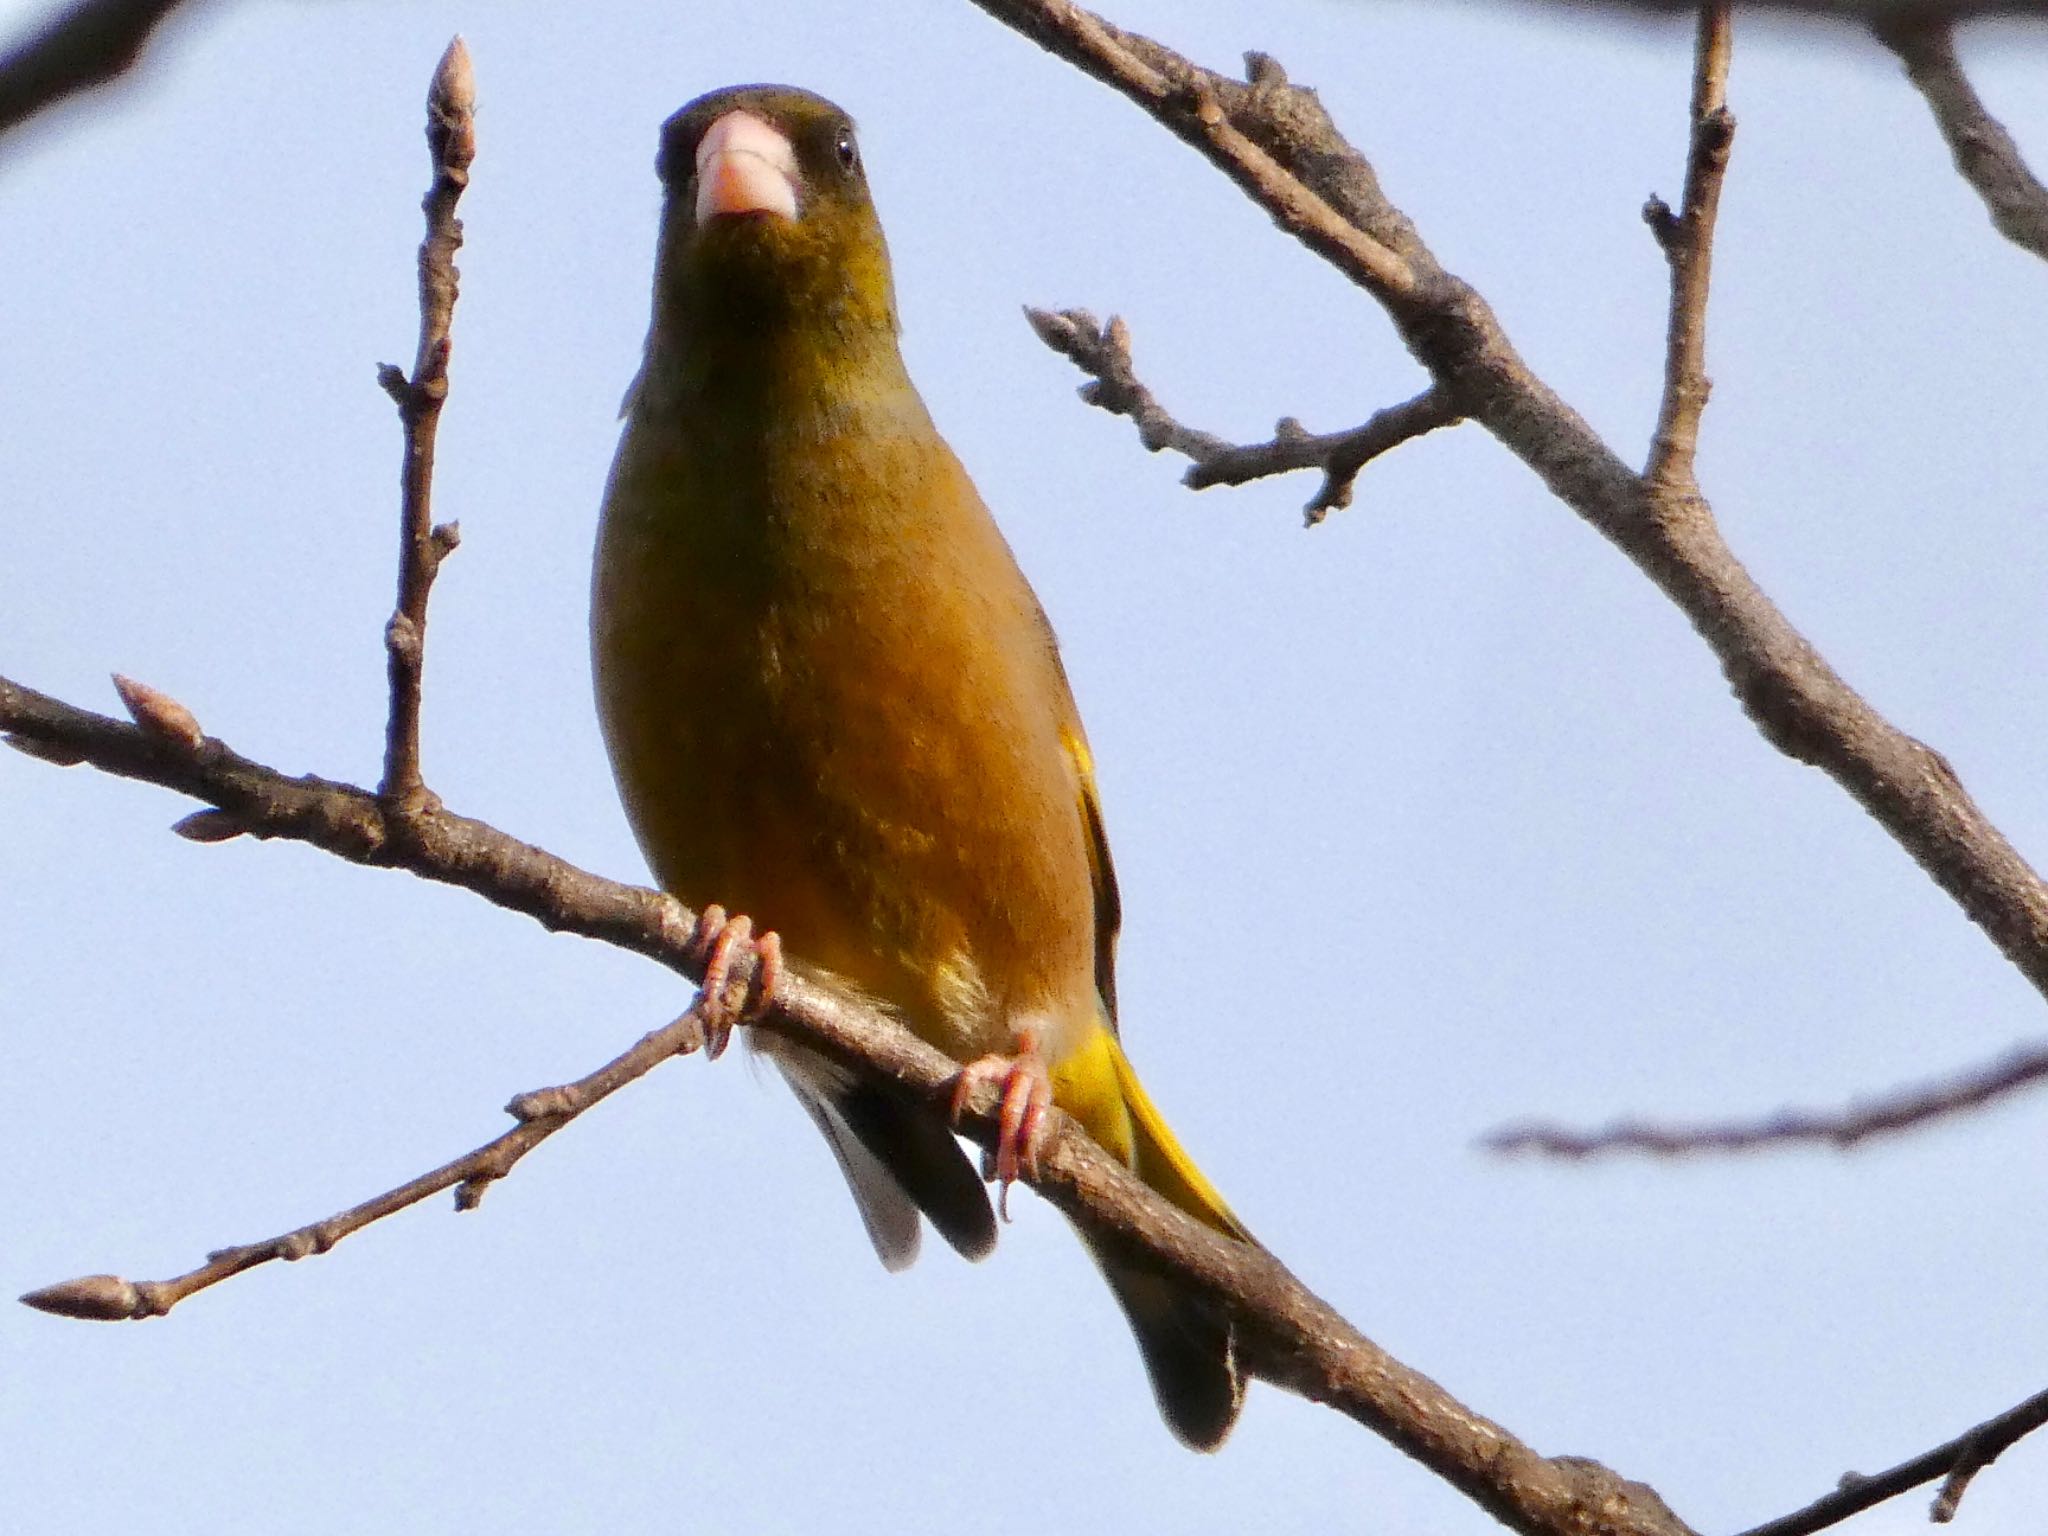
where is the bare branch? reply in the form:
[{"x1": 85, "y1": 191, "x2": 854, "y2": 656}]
[
  {"x1": 377, "y1": 37, "x2": 474, "y2": 813},
  {"x1": 987, "y1": 18, "x2": 1422, "y2": 308},
  {"x1": 1500, "y1": 1, "x2": 2048, "y2": 16},
  {"x1": 0, "y1": 667, "x2": 1698, "y2": 1536},
  {"x1": 1, "y1": 672, "x2": 687, "y2": 964},
  {"x1": 1485, "y1": 1040, "x2": 2048, "y2": 1157},
  {"x1": 0, "y1": 0, "x2": 201, "y2": 142},
  {"x1": 1026, "y1": 307, "x2": 1461, "y2": 522},
  {"x1": 972, "y1": 1, "x2": 2048, "y2": 1024},
  {"x1": 1876, "y1": 14, "x2": 2048, "y2": 264},
  {"x1": 1735, "y1": 1384, "x2": 2048, "y2": 1536},
  {"x1": 23, "y1": 1006, "x2": 713, "y2": 1321},
  {"x1": 1645, "y1": 2, "x2": 1735, "y2": 488},
  {"x1": 1026, "y1": 309, "x2": 1234, "y2": 460}
]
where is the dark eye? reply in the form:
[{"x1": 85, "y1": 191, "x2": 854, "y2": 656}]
[{"x1": 834, "y1": 126, "x2": 858, "y2": 173}]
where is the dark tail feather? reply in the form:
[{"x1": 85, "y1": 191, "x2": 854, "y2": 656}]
[
  {"x1": 1090, "y1": 1027, "x2": 1249, "y2": 1448},
  {"x1": 833, "y1": 1082, "x2": 997, "y2": 1263},
  {"x1": 780, "y1": 1064, "x2": 996, "y2": 1269},
  {"x1": 1094, "y1": 1253, "x2": 1244, "y2": 1452}
]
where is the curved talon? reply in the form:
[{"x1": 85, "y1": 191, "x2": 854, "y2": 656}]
[
  {"x1": 686, "y1": 904, "x2": 781, "y2": 1060},
  {"x1": 948, "y1": 1030, "x2": 1050, "y2": 1221},
  {"x1": 741, "y1": 930, "x2": 783, "y2": 1024}
]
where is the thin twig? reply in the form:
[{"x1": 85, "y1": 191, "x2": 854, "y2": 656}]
[
  {"x1": 21, "y1": 1008, "x2": 713, "y2": 1321},
  {"x1": 1484, "y1": 1040, "x2": 2048, "y2": 1158},
  {"x1": 0, "y1": 0, "x2": 200, "y2": 142},
  {"x1": 1645, "y1": 0, "x2": 1735, "y2": 488},
  {"x1": 1876, "y1": 15, "x2": 2048, "y2": 264},
  {"x1": 1026, "y1": 307, "x2": 1462, "y2": 523},
  {"x1": 1735, "y1": 1384, "x2": 2048, "y2": 1536},
  {"x1": 0, "y1": 666, "x2": 1693, "y2": 1536},
  {"x1": 376, "y1": 37, "x2": 473, "y2": 812}
]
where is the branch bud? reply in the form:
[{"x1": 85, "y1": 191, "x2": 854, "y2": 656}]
[
  {"x1": 111, "y1": 674, "x2": 204, "y2": 752},
  {"x1": 173, "y1": 808, "x2": 247, "y2": 843},
  {"x1": 21, "y1": 1273, "x2": 142, "y2": 1321}
]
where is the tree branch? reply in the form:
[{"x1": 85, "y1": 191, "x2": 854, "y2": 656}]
[
  {"x1": 1504, "y1": 1, "x2": 2048, "y2": 16},
  {"x1": 2, "y1": 667, "x2": 1694, "y2": 1536},
  {"x1": 376, "y1": 37, "x2": 473, "y2": 812},
  {"x1": 1734, "y1": 1383, "x2": 2048, "y2": 1536},
  {"x1": 1025, "y1": 307, "x2": 1461, "y2": 522},
  {"x1": 971, "y1": 0, "x2": 2048, "y2": 1029},
  {"x1": 1484, "y1": 1038, "x2": 2048, "y2": 1157},
  {"x1": 1876, "y1": 14, "x2": 2048, "y2": 264},
  {"x1": 0, "y1": 0, "x2": 201, "y2": 141},
  {"x1": 21, "y1": 1005, "x2": 716, "y2": 1321},
  {"x1": 1645, "y1": 1, "x2": 1734, "y2": 489}
]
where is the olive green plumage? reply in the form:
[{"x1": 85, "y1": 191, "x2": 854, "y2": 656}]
[{"x1": 592, "y1": 84, "x2": 1251, "y2": 1450}]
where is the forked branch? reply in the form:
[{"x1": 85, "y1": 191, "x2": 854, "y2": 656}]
[
  {"x1": 973, "y1": 0, "x2": 2048, "y2": 1059},
  {"x1": 1027, "y1": 307, "x2": 1461, "y2": 522}
]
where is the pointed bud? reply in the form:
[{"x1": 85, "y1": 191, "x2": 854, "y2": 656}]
[
  {"x1": 173, "y1": 809, "x2": 247, "y2": 843},
  {"x1": 111, "y1": 675, "x2": 204, "y2": 752},
  {"x1": 430, "y1": 38, "x2": 477, "y2": 171},
  {"x1": 21, "y1": 1273, "x2": 141, "y2": 1321}
]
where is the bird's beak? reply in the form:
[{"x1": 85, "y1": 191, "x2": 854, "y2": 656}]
[{"x1": 694, "y1": 110, "x2": 800, "y2": 225}]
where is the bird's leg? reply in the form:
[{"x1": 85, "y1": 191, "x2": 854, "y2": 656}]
[
  {"x1": 949, "y1": 1027, "x2": 1052, "y2": 1220},
  {"x1": 684, "y1": 903, "x2": 784, "y2": 1060}
]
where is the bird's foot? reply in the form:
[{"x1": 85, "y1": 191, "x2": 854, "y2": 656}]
[
  {"x1": 685, "y1": 904, "x2": 783, "y2": 1061},
  {"x1": 949, "y1": 1029, "x2": 1050, "y2": 1220}
]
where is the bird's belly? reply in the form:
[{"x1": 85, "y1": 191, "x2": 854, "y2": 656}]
[
  {"x1": 592, "y1": 438, "x2": 1100, "y2": 1070},
  {"x1": 597, "y1": 597, "x2": 1048, "y2": 1062}
]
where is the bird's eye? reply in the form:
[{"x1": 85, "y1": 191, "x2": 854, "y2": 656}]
[{"x1": 834, "y1": 126, "x2": 858, "y2": 173}]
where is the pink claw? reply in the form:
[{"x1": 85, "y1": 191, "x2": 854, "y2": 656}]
[
  {"x1": 949, "y1": 1029, "x2": 1051, "y2": 1220},
  {"x1": 686, "y1": 905, "x2": 782, "y2": 1060}
]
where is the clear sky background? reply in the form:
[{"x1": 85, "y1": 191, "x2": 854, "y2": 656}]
[{"x1": 5, "y1": 2, "x2": 2046, "y2": 1532}]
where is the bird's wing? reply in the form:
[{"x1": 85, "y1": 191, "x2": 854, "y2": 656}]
[
  {"x1": 1060, "y1": 720, "x2": 1122, "y2": 1034},
  {"x1": 1027, "y1": 583, "x2": 1123, "y2": 1032}
]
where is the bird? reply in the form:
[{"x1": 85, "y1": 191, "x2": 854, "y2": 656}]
[{"x1": 591, "y1": 83, "x2": 1252, "y2": 1450}]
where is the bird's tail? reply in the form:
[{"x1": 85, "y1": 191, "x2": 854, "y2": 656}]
[
  {"x1": 770, "y1": 1042, "x2": 997, "y2": 1271},
  {"x1": 1055, "y1": 1026, "x2": 1252, "y2": 1451}
]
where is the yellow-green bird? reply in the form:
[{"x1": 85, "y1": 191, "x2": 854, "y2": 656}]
[{"x1": 592, "y1": 83, "x2": 1252, "y2": 1450}]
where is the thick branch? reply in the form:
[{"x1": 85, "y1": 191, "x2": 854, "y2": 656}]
[
  {"x1": 1876, "y1": 15, "x2": 2048, "y2": 263},
  {"x1": 376, "y1": 38, "x2": 474, "y2": 811},
  {"x1": 1485, "y1": 1039, "x2": 2048, "y2": 1157},
  {"x1": 1645, "y1": 2, "x2": 1734, "y2": 488},
  {"x1": 971, "y1": 1, "x2": 2048, "y2": 1024},
  {"x1": 0, "y1": 669, "x2": 1692, "y2": 1536},
  {"x1": 1026, "y1": 307, "x2": 1461, "y2": 523},
  {"x1": 0, "y1": 0, "x2": 199, "y2": 141}
]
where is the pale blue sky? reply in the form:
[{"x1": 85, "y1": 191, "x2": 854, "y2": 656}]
[{"x1": 5, "y1": 2, "x2": 2047, "y2": 1532}]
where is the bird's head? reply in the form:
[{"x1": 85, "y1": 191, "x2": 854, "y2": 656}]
[{"x1": 653, "y1": 85, "x2": 898, "y2": 347}]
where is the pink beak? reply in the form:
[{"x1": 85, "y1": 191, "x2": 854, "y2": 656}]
[{"x1": 694, "y1": 110, "x2": 800, "y2": 224}]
